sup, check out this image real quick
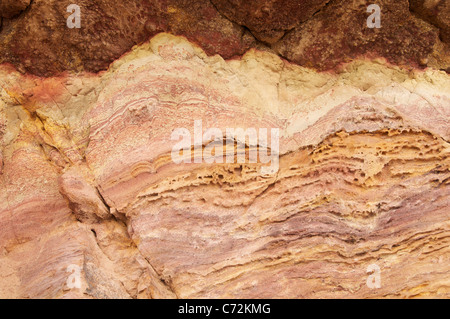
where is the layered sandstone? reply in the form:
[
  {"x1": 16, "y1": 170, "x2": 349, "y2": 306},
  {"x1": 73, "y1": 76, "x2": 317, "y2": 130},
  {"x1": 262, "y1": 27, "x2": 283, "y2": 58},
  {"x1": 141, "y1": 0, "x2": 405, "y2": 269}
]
[{"x1": 0, "y1": 31, "x2": 449, "y2": 298}]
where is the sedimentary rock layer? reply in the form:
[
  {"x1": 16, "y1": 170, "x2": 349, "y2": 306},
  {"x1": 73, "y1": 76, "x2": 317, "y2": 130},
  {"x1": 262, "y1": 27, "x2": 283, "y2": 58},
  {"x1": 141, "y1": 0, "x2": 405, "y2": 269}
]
[{"x1": 0, "y1": 34, "x2": 448, "y2": 298}]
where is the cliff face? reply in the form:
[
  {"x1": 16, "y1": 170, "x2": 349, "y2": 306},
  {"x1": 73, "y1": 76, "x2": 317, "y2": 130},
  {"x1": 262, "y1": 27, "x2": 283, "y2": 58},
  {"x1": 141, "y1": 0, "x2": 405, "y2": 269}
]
[
  {"x1": 0, "y1": 0, "x2": 449, "y2": 76},
  {"x1": 0, "y1": 1, "x2": 449, "y2": 299}
]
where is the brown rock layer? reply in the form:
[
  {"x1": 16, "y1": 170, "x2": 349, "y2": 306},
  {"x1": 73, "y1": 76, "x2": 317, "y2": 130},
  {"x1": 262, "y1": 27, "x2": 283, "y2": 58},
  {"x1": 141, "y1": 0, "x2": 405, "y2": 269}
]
[{"x1": 0, "y1": 0, "x2": 449, "y2": 76}]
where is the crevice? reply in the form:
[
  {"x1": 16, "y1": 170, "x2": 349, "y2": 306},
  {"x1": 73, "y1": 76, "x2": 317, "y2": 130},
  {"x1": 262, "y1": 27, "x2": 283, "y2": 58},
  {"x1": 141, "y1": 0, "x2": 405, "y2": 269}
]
[
  {"x1": 272, "y1": 0, "x2": 333, "y2": 45},
  {"x1": 31, "y1": 111, "x2": 72, "y2": 167},
  {"x1": 408, "y1": 0, "x2": 444, "y2": 34},
  {"x1": 61, "y1": 166, "x2": 179, "y2": 298},
  {"x1": 139, "y1": 251, "x2": 180, "y2": 299},
  {"x1": 207, "y1": 0, "x2": 271, "y2": 48},
  {"x1": 94, "y1": 185, "x2": 111, "y2": 213},
  {"x1": 0, "y1": 0, "x2": 34, "y2": 21}
]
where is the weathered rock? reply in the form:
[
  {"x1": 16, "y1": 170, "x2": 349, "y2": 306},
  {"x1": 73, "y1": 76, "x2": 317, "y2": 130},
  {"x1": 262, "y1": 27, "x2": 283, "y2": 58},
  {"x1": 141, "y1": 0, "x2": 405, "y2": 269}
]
[
  {"x1": 58, "y1": 165, "x2": 111, "y2": 223},
  {"x1": 0, "y1": 0, "x2": 31, "y2": 19},
  {"x1": 273, "y1": 0, "x2": 448, "y2": 71},
  {"x1": 210, "y1": 0, "x2": 330, "y2": 43},
  {"x1": 0, "y1": 0, "x2": 449, "y2": 76},
  {"x1": 0, "y1": 0, "x2": 254, "y2": 76},
  {"x1": 410, "y1": 0, "x2": 450, "y2": 43},
  {"x1": 0, "y1": 34, "x2": 448, "y2": 298}
]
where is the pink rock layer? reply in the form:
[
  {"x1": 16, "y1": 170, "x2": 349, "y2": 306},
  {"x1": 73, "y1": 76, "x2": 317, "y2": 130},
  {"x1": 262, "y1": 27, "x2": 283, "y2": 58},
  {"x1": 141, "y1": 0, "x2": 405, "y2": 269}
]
[{"x1": 0, "y1": 34, "x2": 449, "y2": 298}]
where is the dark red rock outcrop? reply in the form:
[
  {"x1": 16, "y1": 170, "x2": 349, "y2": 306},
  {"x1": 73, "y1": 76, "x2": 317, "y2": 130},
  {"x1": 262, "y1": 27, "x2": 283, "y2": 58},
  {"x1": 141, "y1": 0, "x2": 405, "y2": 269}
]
[
  {"x1": 0, "y1": 0, "x2": 449, "y2": 76},
  {"x1": 273, "y1": 0, "x2": 444, "y2": 71},
  {"x1": 0, "y1": 0, "x2": 254, "y2": 76}
]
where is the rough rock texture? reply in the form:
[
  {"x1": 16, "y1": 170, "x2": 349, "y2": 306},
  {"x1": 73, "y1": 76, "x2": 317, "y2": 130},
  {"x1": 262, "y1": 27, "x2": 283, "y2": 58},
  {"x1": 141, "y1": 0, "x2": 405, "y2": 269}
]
[
  {"x1": 410, "y1": 0, "x2": 450, "y2": 43},
  {"x1": 0, "y1": 0, "x2": 449, "y2": 76},
  {"x1": 0, "y1": 0, "x2": 31, "y2": 19},
  {"x1": 0, "y1": 0, "x2": 255, "y2": 76},
  {"x1": 209, "y1": 0, "x2": 330, "y2": 43},
  {"x1": 273, "y1": 0, "x2": 450, "y2": 72},
  {"x1": 0, "y1": 32, "x2": 449, "y2": 298}
]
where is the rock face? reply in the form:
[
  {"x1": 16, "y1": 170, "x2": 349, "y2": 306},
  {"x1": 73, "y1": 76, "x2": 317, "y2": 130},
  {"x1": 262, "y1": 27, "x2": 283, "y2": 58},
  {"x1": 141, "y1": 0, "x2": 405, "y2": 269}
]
[
  {"x1": 0, "y1": 0, "x2": 255, "y2": 76},
  {"x1": 274, "y1": 0, "x2": 448, "y2": 71},
  {"x1": 0, "y1": 0, "x2": 31, "y2": 19},
  {"x1": 410, "y1": 0, "x2": 450, "y2": 43},
  {"x1": 0, "y1": 1, "x2": 449, "y2": 299},
  {"x1": 209, "y1": 0, "x2": 330, "y2": 43},
  {"x1": 0, "y1": 0, "x2": 449, "y2": 76}
]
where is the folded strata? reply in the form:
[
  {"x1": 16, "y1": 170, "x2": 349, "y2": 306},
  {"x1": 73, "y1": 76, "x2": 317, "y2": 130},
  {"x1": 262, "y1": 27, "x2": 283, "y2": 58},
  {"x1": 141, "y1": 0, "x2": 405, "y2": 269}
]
[{"x1": 0, "y1": 33, "x2": 449, "y2": 298}]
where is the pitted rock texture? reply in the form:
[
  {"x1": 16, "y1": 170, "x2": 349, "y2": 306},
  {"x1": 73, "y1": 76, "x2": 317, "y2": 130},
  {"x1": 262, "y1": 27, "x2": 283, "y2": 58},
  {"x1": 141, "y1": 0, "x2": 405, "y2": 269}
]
[
  {"x1": 0, "y1": 34, "x2": 449, "y2": 298},
  {"x1": 273, "y1": 0, "x2": 448, "y2": 71},
  {"x1": 0, "y1": 0, "x2": 255, "y2": 76},
  {"x1": 0, "y1": 0, "x2": 449, "y2": 76}
]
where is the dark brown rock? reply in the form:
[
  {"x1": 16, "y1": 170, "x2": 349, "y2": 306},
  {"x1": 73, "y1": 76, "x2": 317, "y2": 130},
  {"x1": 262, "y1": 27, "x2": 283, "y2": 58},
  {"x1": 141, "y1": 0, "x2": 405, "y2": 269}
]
[
  {"x1": 0, "y1": 0, "x2": 31, "y2": 19},
  {"x1": 0, "y1": 0, "x2": 448, "y2": 76},
  {"x1": 0, "y1": 0, "x2": 253, "y2": 76},
  {"x1": 410, "y1": 0, "x2": 450, "y2": 43},
  {"x1": 210, "y1": 0, "x2": 330, "y2": 43},
  {"x1": 273, "y1": 0, "x2": 441, "y2": 71}
]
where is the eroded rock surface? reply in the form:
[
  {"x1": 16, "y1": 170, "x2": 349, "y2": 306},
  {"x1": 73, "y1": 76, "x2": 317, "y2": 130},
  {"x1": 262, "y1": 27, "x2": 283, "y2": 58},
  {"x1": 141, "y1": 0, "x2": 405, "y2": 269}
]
[
  {"x1": 0, "y1": 0, "x2": 449, "y2": 76},
  {"x1": 0, "y1": 0, "x2": 31, "y2": 19},
  {"x1": 0, "y1": 34, "x2": 448, "y2": 298},
  {"x1": 410, "y1": 0, "x2": 450, "y2": 43},
  {"x1": 209, "y1": 0, "x2": 330, "y2": 43}
]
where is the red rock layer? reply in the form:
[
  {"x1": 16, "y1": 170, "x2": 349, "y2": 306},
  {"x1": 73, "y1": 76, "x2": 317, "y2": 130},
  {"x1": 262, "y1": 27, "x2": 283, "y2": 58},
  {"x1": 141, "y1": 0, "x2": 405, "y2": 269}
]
[{"x1": 0, "y1": 0, "x2": 448, "y2": 76}]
